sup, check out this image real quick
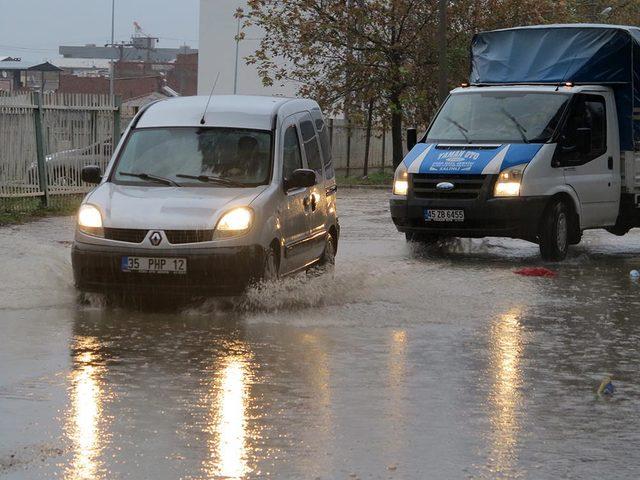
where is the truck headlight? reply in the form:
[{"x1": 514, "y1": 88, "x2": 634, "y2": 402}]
[
  {"x1": 494, "y1": 163, "x2": 527, "y2": 197},
  {"x1": 77, "y1": 204, "x2": 104, "y2": 237},
  {"x1": 393, "y1": 163, "x2": 409, "y2": 196},
  {"x1": 215, "y1": 207, "x2": 253, "y2": 238}
]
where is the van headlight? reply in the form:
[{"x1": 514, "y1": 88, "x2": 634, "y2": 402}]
[
  {"x1": 393, "y1": 163, "x2": 409, "y2": 196},
  {"x1": 77, "y1": 204, "x2": 104, "y2": 237},
  {"x1": 494, "y1": 163, "x2": 527, "y2": 197},
  {"x1": 214, "y1": 207, "x2": 253, "y2": 238}
]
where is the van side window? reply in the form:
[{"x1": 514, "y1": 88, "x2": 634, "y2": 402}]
[
  {"x1": 299, "y1": 118, "x2": 324, "y2": 174},
  {"x1": 283, "y1": 125, "x2": 302, "y2": 180},
  {"x1": 315, "y1": 118, "x2": 334, "y2": 179},
  {"x1": 558, "y1": 94, "x2": 607, "y2": 165}
]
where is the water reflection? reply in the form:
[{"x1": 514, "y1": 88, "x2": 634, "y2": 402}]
[
  {"x1": 66, "y1": 336, "x2": 106, "y2": 480},
  {"x1": 204, "y1": 348, "x2": 252, "y2": 479},
  {"x1": 487, "y1": 309, "x2": 524, "y2": 477}
]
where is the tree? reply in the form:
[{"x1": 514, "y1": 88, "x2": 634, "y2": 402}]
[
  {"x1": 244, "y1": 0, "x2": 640, "y2": 170},
  {"x1": 244, "y1": 0, "x2": 441, "y2": 168}
]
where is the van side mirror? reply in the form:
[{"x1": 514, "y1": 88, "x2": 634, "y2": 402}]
[
  {"x1": 407, "y1": 128, "x2": 417, "y2": 151},
  {"x1": 286, "y1": 168, "x2": 317, "y2": 190},
  {"x1": 576, "y1": 127, "x2": 592, "y2": 155},
  {"x1": 81, "y1": 165, "x2": 102, "y2": 184}
]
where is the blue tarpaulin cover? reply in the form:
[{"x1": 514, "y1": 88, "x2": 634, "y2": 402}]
[{"x1": 470, "y1": 24, "x2": 640, "y2": 151}]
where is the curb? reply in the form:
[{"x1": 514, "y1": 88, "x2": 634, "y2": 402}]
[{"x1": 337, "y1": 185, "x2": 391, "y2": 190}]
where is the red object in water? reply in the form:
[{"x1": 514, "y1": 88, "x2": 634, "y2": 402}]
[{"x1": 514, "y1": 267, "x2": 557, "y2": 278}]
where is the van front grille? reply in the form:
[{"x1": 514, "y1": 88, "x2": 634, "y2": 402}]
[
  {"x1": 164, "y1": 230, "x2": 215, "y2": 244},
  {"x1": 104, "y1": 228, "x2": 148, "y2": 243},
  {"x1": 412, "y1": 174, "x2": 486, "y2": 200}
]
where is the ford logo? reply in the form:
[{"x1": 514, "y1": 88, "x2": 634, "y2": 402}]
[{"x1": 436, "y1": 182, "x2": 455, "y2": 191}]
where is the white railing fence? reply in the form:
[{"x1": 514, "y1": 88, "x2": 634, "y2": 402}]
[{"x1": 0, "y1": 92, "x2": 120, "y2": 205}]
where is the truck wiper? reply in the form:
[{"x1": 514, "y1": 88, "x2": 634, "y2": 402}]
[
  {"x1": 443, "y1": 116, "x2": 471, "y2": 143},
  {"x1": 176, "y1": 174, "x2": 246, "y2": 188},
  {"x1": 500, "y1": 108, "x2": 529, "y2": 143},
  {"x1": 119, "y1": 171, "x2": 181, "y2": 187}
]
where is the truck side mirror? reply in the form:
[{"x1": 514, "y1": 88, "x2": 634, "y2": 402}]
[
  {"x1": 576, "y1": 127, "x2": 592, "y2": 155},
  {"x1": 406, "y1": 128, "x2": 417, "y2": 151},
  {"x1": 81, "y1": 165, "x2": 102, "y2": 184},
  {"x1": 285, "y1": 168, "x2": 317, "y2": 190}
]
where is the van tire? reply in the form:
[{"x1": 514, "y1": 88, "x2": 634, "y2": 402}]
[
  {"x1": 539, "y1": 200, "x2": 569, "y2": 261},
  {"x1": 320, "y1": 234, "x2": 336, "y2": 266},
  {"x1": 261, "y1": 246, "x2": 279, "y2": 281}
]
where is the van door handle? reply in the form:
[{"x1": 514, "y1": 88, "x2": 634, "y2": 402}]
[
  {"x1": 608, "y1": 156, "x2": 614, "y2": 170},
  {"x1": 564, "y1": 167, "x2": 576, "y2": 172}
]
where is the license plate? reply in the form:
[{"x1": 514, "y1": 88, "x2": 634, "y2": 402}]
[
  {"x1": 424, "y1": 209, "x2": 465, "y2": 222},
  {"x1": 121, "y1": 256, "x2": 187, "y2": 274}
]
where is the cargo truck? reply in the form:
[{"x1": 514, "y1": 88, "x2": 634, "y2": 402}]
[{"x1": 390, "y1": 24, "x2": 640, "y2": 260}]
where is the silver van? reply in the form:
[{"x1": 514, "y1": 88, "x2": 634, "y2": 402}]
[{"x1": 72, "y1": 95, "x2": 339, "y2": 295}]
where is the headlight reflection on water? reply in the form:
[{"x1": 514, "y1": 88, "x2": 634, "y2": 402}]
[
  {"x1": 66, "y1": 337, "x2": 106, "y2": 480},
  {"x1": 487, "y1": 309, "x2": 525, "y2": 476}
]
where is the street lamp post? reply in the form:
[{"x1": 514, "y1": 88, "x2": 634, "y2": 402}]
[
  {"x1": 233, "y1": 15, "x2": 240, "y2": 95},
  {"x1": 109, "y1": 0, "x2": 115, "y2": 99}
]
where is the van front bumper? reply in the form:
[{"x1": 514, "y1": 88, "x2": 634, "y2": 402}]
[
  {"x1": 390, "y1": 195, "x2": 548, "y2": 241},
  {"x1": 72, "y1": 241, "x2": 264, "y2": 296}
]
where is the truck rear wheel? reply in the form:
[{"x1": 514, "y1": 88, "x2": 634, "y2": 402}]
[
  {"x1": 405, "y1": 232, "x2": 440, "y2": 244},
  {"x1": 539, "y1": 200, "x2": 569, "y2": 261}
]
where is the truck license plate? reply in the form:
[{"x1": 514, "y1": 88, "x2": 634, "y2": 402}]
[
  {"x1": 121, "y1": 256, "x2": 187, "y2": 274},
  {"x1": 424, "y1": 209, "x2": 465, "y2": 222}
]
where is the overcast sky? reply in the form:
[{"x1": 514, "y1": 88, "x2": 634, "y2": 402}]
[{"x1": 0, "y1": 0, "x2": 201, "y2": 61}]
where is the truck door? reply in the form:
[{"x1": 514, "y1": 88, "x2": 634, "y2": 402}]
[{"x1": 557, "y1": 93, "x2": 620, "y2": 227}]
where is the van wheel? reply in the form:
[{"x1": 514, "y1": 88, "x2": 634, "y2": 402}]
[
  {"x1": 320, "y1": 234, "x2": 336, "y2": 266},
  {"x1": 539, "y1": 200, "x2": 569, "y2": 261},
  {"x1": 262, "y1": 246, "x2": 279, "y2": 281}
]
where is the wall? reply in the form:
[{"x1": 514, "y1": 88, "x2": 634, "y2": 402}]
[
  {"x1": 59, "y1": 75, "x2": 163, "y2": 101},
  {"x1": 198, "y1": 0, "x2": 298, "y2": 96}
]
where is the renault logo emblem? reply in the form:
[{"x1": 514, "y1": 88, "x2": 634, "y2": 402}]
[
  {"x1": 149, "y1": 231, "x2": 162, "y2": 246},
  {"x1": 436, "y1": 182, "x2": 455, "y2": 190}
]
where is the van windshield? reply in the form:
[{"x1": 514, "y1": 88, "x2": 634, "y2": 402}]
[
  {"x1": 427, "y1": 91, "x2": 571, "y2": 144},
  {"x1": 112, "y1": 127, "x2": 272, "y2": 187}
]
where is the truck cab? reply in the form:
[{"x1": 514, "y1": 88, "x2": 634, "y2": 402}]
[{"x1": 391, "y1": 24, "x2": 640, "y2": 260}]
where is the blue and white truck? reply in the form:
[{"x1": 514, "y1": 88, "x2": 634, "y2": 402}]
[{"x1": 390, "y1": 24, "x2": 640, "y2": 260}]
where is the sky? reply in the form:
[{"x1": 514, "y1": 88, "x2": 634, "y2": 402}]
[{"x1": 0, "y1": 0, "x2": 200, "y2": 62}]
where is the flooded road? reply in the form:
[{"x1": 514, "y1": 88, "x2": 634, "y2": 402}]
[{"x1": 2, "y1": 188, "x2": 640, "y2": 479}]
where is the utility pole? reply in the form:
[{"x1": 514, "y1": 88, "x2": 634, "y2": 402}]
[
  {"x1": 437, "y1": 0, "x2": 448, "y2": 104},
  {"x1": 233, "y1": 15, "x2": 240, "y2": 94},
  {"x1": 109, "y1": 0, "x2": 115, "y2": 99}
]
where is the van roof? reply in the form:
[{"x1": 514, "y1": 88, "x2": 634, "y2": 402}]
[{"x1": 136, "y1": 95, "x2": 316, "y2": 130}]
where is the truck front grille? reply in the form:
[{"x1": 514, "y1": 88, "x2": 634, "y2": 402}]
[
  {"x1": 164, "y1": 230, "x2": 215, "y2": 244},
  {"x1": 412, "y1": 174, "x2": 486, "y2": 200},
  {"x1": 104, "y1": 228, "x2": 148, "y2": 243}
]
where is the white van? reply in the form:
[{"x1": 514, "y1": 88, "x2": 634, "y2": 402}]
[{"x1": 72, "y1": 95, "x2": 339, "y2": 295}]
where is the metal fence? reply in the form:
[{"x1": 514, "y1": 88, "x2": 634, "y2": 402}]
[
  {"x1": 329, "y1": 118, "x2": 394, "y2": 177},
  {"x1": 0, "y1": 92, "x2": 120, "y2": 205}
]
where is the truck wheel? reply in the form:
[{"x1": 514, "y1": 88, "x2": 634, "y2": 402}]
[
  {"x1": 405, "y1": 232, "x2": 439, "y2": 244},
  {"x1": 539, "y1": 200, "x2": 569, "y2": 261}
]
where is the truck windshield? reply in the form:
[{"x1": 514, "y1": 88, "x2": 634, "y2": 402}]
[
  {"x1": 112, "y1": 127, "x2": 272, "y2": 187},
  {"x1": 427, "y1": 91, "x2": 571, "y2": 144}
]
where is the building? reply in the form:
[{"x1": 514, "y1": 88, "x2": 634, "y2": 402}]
[
  {"x1": 50, "y1": 58, "x2": 111, "y2": 77},
  {"x1": 59, "y1": 35, "x2": 197, "y2": 63},
  {"x1": 0, "y1": 61, "x2": 62, "y2": 92},
  {"x1": 198, "y1": 0, "x2": 297, "y2": 96}
]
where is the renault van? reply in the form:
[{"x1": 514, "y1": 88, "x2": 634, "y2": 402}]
[{"x1": 72, "y1": 95, "x2": 339, "y2": 295}]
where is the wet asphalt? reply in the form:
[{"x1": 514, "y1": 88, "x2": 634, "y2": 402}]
[{"x1": 2, "y1": 188, "x2": 640, "y2": 479}]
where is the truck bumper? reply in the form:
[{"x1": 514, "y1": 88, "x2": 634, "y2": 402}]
[
  {"x1": 390, "y1": 195, "x2": 548, "y2": 241},
  {"x1": 72, "y1": 241, "x2": 264, "y2": 296}
]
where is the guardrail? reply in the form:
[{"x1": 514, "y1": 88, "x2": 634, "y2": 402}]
[{"x1": 0, "y1": 92, "x2": 121, "y2": 206}]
